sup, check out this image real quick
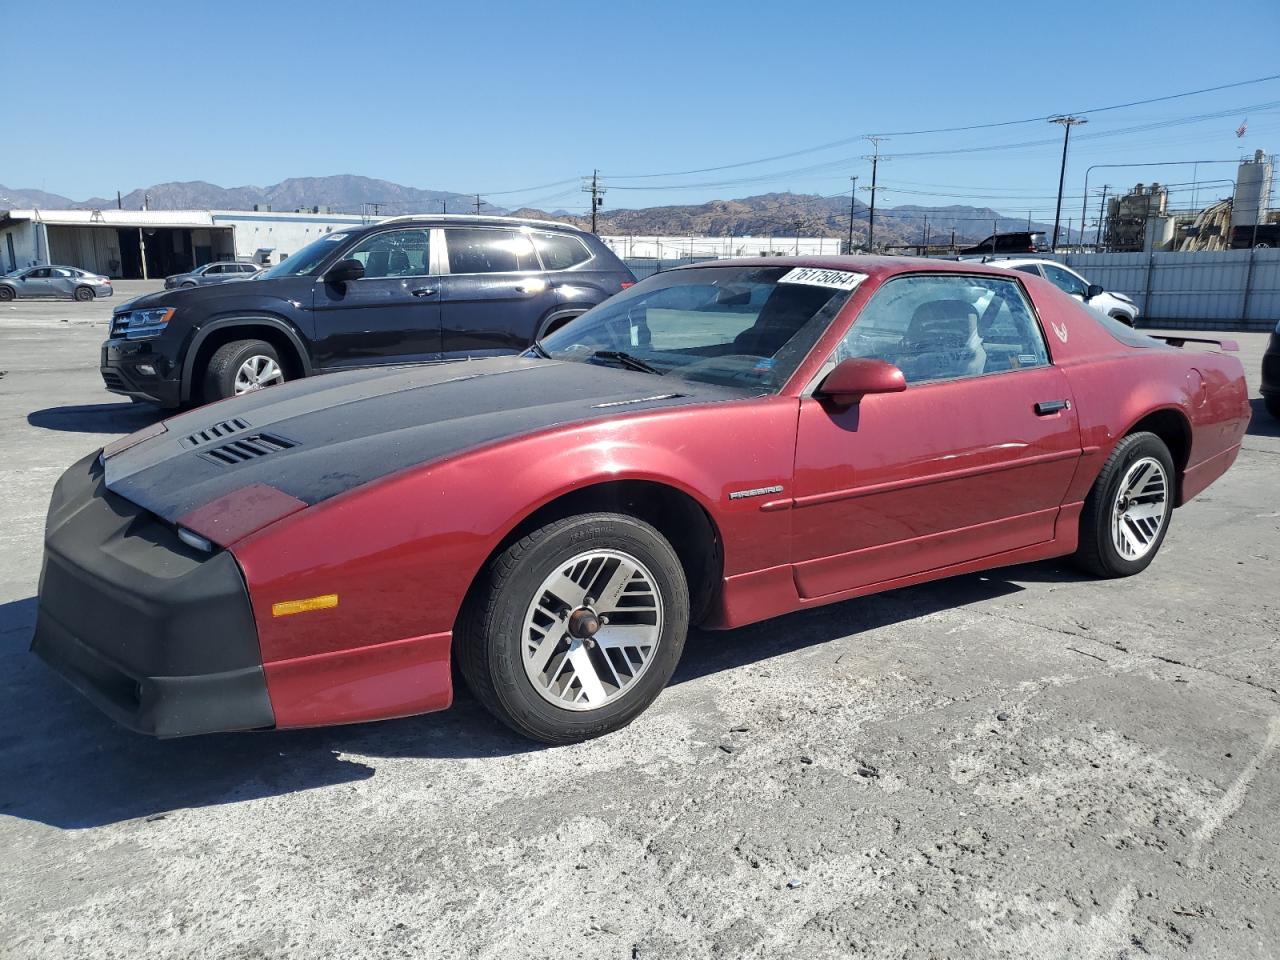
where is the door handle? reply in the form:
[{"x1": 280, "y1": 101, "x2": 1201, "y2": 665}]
[
  {"x1": 411, "y1": 287, "x2": 437, "y2": 298},
  {"x1": 1035, "y1": 399, "x2": 1070, "y2": 415},
  {"x1": 514, "y1": 279, "x2": 550, "y2": 295}
]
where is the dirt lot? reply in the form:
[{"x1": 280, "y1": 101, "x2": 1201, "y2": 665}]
[{"x1": 1, "y1": 296, "x2": 1277, "y2": 959}]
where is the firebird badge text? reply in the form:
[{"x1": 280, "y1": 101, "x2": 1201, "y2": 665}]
[
  {"x1": 1051, "y1": 320, "x2": 1070, "y2": 343},
  {"x1": 729, "y1": 485, "x2": 785, "y2": 500}
]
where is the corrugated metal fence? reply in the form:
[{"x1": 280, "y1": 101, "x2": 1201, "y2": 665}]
[{"x1": 1056, "y1": 249, "x2": 1280, "y2": 331}]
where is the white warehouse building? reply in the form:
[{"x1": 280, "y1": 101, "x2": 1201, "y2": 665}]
[
  {"x1": 0, "y1": 207, "x2": 374, "y2": 279},
  {"x1": 600, "y1": 235, "x2": 842, "y2": 259}
]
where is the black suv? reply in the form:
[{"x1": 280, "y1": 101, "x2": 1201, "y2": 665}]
[
  {"x1": 102, "y1": 215, "x2": 635, "y2": 407},
  {"x1": 957, "y1": 231, "x2": 1051, "y2": 255}
]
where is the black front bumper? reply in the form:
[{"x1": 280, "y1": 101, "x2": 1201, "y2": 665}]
[
  {"x1": 31, "y1": 452, "x2": 275, "y2": 737},
  {"x1": 1262, "y1": 332, "x2": 1280, "y2": 399},
  {"x1": 101, "y1": 338, "x2": 183, "y2": 407}
]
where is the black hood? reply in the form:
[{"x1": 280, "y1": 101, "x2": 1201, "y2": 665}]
[
  {"x1": 115, "y1": 275, "x2": 308, "y2": 313},
  {"x1": 104, "y1": 356, "x2": 733, "y2": 526}
]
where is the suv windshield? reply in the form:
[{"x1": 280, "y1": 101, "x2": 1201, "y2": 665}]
[
  {"x1": 260, "y1": 231, "x2": 357, "y2": 279},
  {"x1": 538, "y1": 265, "x2": 860, "y2": 393}
]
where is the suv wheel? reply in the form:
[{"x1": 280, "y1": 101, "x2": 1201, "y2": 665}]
[{"x1": 203, "y1": 339, "x2": 287, "y2": 402}]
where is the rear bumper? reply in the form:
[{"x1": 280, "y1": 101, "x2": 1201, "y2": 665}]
[
  {"x1": 31, "y1": 452, "x2": 274, "y2": 736},
  {"x1": 101, "y1": 338, "x2": 183, "y2": 407}
]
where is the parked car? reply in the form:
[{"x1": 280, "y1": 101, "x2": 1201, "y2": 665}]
[
  {"x1": 164, "y1": 261, "x2": 263, "y2": 289},
  {"x1": 1263, "y1": 319, "x2": 1280, "y2": 420},
  {"x1": 957, "y1": 231, "x2": 1051, "y2": 255},
  {"x1": 0, "y1": 265, "x2": 112, "y2": 301},
  {"x1": 35, "y1": 256, "x2": 1250, "y2": 742},
  {"x1": 102, "y1": 215, "x2": 636, "y2": 407},
  {"x1": 994, "y1": 258, "x2": 1139, "y2": 325}
]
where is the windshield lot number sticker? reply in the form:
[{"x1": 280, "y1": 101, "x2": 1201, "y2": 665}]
[{"x1": 778, "y1": 267, "x2": 868, "y2": 291}]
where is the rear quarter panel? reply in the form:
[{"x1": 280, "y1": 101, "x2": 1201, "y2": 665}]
[{"x1": 1024, "y1": 276, "x2": 1249, "y2": 505}]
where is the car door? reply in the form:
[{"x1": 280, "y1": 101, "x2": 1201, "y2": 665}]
[
  {"x1": 20, "y1": 267, "x2": 53, "y2": 297},
  {"x1": 437, "y1": 226, "x2": 558, "y2": 356},
  {"x1": 312, "y1": 226, "x2": 442, "y2": 368},
  {"x1": 790, "y1": 272, "x2": 1082, "y2": 599},
  {"x1": 50, "y1": 268, "x2": 77, "y2": 297}
]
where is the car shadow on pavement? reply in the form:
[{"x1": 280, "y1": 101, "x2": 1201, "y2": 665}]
[
  {"x1": 27, "y1": 401, "x2": 164, "y2": 435},
  {"x1": 0, "y1": 562, "x2": 1085, "y2": 831},
  {"x1": 1246, "y1": 398, "x2": 1280, "y2": 438}
]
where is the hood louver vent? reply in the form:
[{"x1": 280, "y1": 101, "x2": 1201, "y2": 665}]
[
  {"x1": 199, "y1": 433, "x2": 297, "y2": 466},
  {"x1": 182, "y1": 418, "x2": 251, "y2": 448}
]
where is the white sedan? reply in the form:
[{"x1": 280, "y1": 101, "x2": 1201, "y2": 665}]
[{"x1": 995, "y1": 258, "x2": 1139, "y2": 326}]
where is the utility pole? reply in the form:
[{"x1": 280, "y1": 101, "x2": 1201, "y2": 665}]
[
  {"x1": 923, "y1": 219, "x2": 930, "y2": 254},
  {"x1": 1049, "y1": 115, "x2": 1087, "y2": 250},
  {"x1": 991, "y1": 219, "x2": 998, "y2": 255},
  {"x1": 474, "y1": 194, "x2": 482, "y2": 214},
  {"x1": 794, "y1": 219, "x2": 802, "y2": 255},
  {"x1": 847, "y1": 175, "x2": 858, "y2": 253},
  {"x1": 582, "y1": 170, "x2": 606, "y2": 234},
  {"x1": 116, "y1": 191, "x2": 122, "y2": 210},
  {"x1": 1096, "y1": 184, "x2": 1110, "y2": 252},
  {"x1": 864, "y1": 136, "x2": 887, "y2": 252},
  {"x1": 440, "y1": 200, "x2": 447, "y2": 214}
]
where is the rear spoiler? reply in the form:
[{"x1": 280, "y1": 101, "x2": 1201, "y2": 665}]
[{"x1": 1149, "y1": 334, "x2": 1239, "y2": 352}]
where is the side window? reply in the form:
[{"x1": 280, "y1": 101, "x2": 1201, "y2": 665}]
[
  {"x1": 532, "y1": 232, "x2": 591, "y2": 270},
  {"x1": 836, "y1": 274, "x2": 1049, "y2": 384},
  {"x1": 206, "y1": 265, "x2": 225, "y2": 275},
  {"x1": 29, "y1": 268, "x2": 50, "y2": 278},
  {"x1": 345, "y1": 228, "x2": 432, "y2": 278},
  {"x1": 446, "y1": 228, "x2": 539, "y2": 274},
  {"x1": 1042, "y1": 264, "x2": 1088, "y2": 297},
  {"x1": 1011, "y1": 264, "x2": 1043, "y2": 278},
  {"x1": 53, "y1": 268, "x2": 73, "y2": 277}
]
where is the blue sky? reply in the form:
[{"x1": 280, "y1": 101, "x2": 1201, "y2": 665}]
[{"x1": 6, "y1": 0, "x2": 1279, "y2": 221}]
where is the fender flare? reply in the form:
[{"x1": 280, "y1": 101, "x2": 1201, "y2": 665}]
[
  {"x1": 535, "y1": 305, "x2": 593, "y2": 340},
  {"x1": 181, "y1": 314, "x2": 313, "y2": 402}
]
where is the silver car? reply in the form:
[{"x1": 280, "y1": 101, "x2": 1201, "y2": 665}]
[
  {"x1": 164, "y1": 261, "x2": 262, "y2": 289},
  {"x1": 0, "y1": 265, "x2": 113, "y2": 302}
]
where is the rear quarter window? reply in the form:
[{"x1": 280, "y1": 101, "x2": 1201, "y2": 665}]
[{"x1": 533, "y1": 232, "x2": 592, "y2": 270}]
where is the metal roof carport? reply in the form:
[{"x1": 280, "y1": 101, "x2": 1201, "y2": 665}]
[{"x1": 0, "y1": 209, "x2": 235, "y2": 279}]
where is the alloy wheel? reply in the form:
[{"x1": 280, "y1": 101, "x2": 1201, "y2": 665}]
[
  {"x1": 233, "y1": 355, "x2": 284, "y2": 394},
  {"x1": 1110, "y1": 456, "x2": 1168, "y2": 561},
  {"x1": 521, "y1": 549, "x2": 663, "y2": 710}
]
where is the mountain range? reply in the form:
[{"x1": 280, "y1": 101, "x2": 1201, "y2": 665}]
[{"x1": 1, "y1": 175, "x2": 1062, "y2": 247}]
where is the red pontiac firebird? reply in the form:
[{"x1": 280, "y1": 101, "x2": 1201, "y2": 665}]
[{"x1": 33, "y1": 256, "x2": 1250, "y2": 743}]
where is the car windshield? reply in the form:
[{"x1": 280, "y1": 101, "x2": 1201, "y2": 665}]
[
  {"x1": 538, "y1": 265, "x2": 860, "y2": 393},
  {"x1": 260, "y1": 231, "x2": 356, "y2": 279}
]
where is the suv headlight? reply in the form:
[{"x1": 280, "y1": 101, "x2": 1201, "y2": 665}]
[{"x1": 115, "y1": 307, "x2": 175, "y2": 340}]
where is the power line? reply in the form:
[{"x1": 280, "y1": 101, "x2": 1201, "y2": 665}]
[{"x1": 603, "y1": 74, "x2": 1280, "y2": 180}]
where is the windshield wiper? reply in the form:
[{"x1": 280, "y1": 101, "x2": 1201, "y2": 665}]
[{"x1": 589, "y1": 350, "x2": 663, "y2": 375}]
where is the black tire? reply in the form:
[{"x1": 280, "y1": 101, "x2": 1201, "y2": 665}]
[
  {"x1": 73, "y1": 286, "x2": 94, "y2": 302},
  {"x1": 1265, "y1": 395, "x2": 1280, "y2": 421},
  {"x1": 1073, "y1": 431, "x2": 1175, "y2": 578},
  {"x1": 201, "y1": 339, "x2": 284, "y2": 403},
  {"x1": 0, "y1": 286, "x2": 14, "y2": 302},
  {"x1": 181, "y1": 281, "x2": 197, "y2": 288},
  {"x1": 458, "y1": 513, "x2": 689, "y2": 744}
]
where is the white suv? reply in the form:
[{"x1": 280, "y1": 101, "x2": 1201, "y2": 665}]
[{"x1": 994, "y1": 258, "x2": 1139, "y2": 326}]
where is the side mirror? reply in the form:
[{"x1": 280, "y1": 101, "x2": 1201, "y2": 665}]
[
  {"x1": 815, "y1": 357, "x2": 906, "y2": 408},
  {"x1": 324, "y1": 258, "x2": 365, "y2": 284},
  {"x1": 1085, "y1": 283, "x2": 1104, "y2": 301}
]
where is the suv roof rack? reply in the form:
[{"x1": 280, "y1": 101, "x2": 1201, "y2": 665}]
[{"x1": 374, "y1": 213, "x2": 584, "y2": 232}]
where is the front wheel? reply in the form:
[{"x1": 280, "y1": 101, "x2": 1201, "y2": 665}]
[
  {"x1": 0, "y1": 286, "x2": 14, "y2": 302},
  {"x1": 1073, "y1": 432, "x2": 1175, "y2": 577},
  {"x1": 202, "y1": 339, "x2": 286, "y2": 403},
  {"x1": 458, "y1": 513, "x2": 689, "y2": 743}
]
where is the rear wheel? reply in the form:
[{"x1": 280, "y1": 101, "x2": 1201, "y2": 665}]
[
  {"x1": 1073, "y1": 432, "x2": 1174, "y2": 577},
  {"x1": 73, "y1": 286, "x2": 95, "y2": 302},
  {"x1": 458, "y1": 512, "x2": 689, "y2": 743},
  {"x1": 202, "y1": 339, "x2": 286, "y2": 403}
]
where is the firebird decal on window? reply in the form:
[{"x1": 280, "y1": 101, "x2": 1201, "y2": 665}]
[
  {"x1": 729, "y1": 485, "x2": 784, "y2": 500},
  {"x1": 1051, "y1": 320, "x2": 1069, "y2": 344}
]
